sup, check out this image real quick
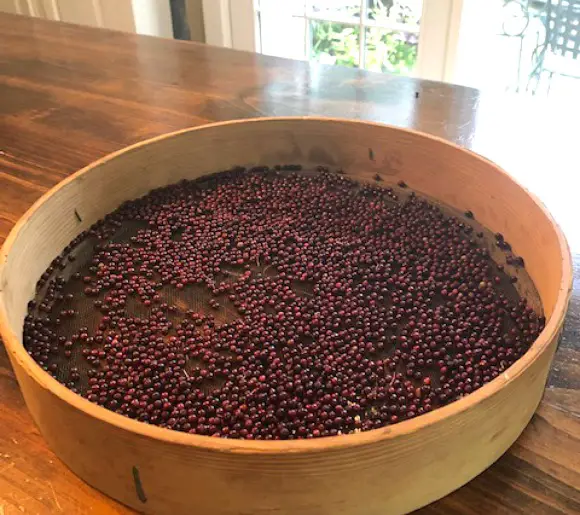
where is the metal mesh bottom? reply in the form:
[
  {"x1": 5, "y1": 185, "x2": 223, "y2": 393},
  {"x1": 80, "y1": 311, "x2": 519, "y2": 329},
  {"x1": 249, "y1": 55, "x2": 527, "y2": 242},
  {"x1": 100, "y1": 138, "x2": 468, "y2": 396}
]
[{"x1": 26, "y1": 172, "x2": 542, "y2": 398}]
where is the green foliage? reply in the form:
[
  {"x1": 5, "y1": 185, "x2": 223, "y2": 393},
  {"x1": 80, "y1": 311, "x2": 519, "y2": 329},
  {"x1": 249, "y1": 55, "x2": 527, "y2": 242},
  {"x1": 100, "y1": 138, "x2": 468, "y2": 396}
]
[
  {"x1": 366, "y1": 29, "x2": 417, "y2": 75},
  {"x1": 310, "y1": 3, "x2": 418, "y2": 75},
  {"x1": 311, "y1": 22, "x2": 361, "y2": 68},
  {"x1": 368, "y1": 0, "x2": 421, "y2": 25}
]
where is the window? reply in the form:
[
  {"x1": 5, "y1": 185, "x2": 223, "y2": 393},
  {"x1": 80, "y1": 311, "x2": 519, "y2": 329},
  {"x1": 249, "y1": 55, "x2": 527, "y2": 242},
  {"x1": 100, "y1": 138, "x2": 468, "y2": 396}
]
[
  {"x1": 258, "y1": 0, "x2": 422, "y2": 76},
  {"x1": 203, "y1": 0, "x2": 462, "y2": 82}
]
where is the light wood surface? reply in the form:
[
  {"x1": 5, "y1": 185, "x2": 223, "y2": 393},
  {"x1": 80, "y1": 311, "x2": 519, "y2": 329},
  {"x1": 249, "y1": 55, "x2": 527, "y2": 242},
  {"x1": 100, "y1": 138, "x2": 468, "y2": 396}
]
[
  {"x1": 0, "y1": 12, "x2": 579, "y2": 515},
  {"x1": 0, "y1": 118, "x2": 572, "y2": 514}
]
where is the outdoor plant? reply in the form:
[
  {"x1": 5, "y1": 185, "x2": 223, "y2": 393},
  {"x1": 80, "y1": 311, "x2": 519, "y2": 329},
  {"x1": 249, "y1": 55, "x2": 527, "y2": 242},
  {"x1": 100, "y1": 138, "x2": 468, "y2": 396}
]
[{"x1": 310, "y1": 0, "x2": 420, "y2": 75}]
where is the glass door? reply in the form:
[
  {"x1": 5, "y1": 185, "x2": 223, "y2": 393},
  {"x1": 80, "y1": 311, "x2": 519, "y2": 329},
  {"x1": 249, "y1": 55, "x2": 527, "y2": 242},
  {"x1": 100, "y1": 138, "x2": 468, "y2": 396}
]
[
  {"x1": 212, "y1": 0, "x2": 462, "y2": 82},
  {"x1": 258, "y1": 0, "x2": 422, "y2": 76}
]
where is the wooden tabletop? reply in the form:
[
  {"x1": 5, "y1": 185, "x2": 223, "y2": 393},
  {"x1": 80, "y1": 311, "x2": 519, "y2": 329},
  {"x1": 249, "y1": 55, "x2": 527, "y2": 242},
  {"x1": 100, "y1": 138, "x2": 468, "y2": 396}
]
[{"x1": 0, "y1": 12, "x2": 578, "y2": 515}]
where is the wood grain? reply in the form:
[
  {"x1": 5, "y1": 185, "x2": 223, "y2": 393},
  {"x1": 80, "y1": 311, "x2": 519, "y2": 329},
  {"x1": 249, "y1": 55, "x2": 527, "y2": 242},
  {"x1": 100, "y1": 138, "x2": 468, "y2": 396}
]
[{"x1": 0, "y1": 12, "x2": 578, "y2": 515}]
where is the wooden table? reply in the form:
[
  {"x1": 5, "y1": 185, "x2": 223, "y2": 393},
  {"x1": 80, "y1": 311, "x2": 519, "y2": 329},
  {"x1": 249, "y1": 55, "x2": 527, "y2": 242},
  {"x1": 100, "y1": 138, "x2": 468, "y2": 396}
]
[{"x1": 0, "y1": 12, "x2": 578, "y2": 515}]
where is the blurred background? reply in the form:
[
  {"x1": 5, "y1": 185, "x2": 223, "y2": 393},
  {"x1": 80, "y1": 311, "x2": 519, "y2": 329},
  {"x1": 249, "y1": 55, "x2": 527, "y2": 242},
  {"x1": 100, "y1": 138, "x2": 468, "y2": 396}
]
[
  {"x1": 250, "y1": 0, "x2": 579, "y2": 98},
  {"x1": 1, "y1": 0, "x2": 578, "y2": 100}
]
